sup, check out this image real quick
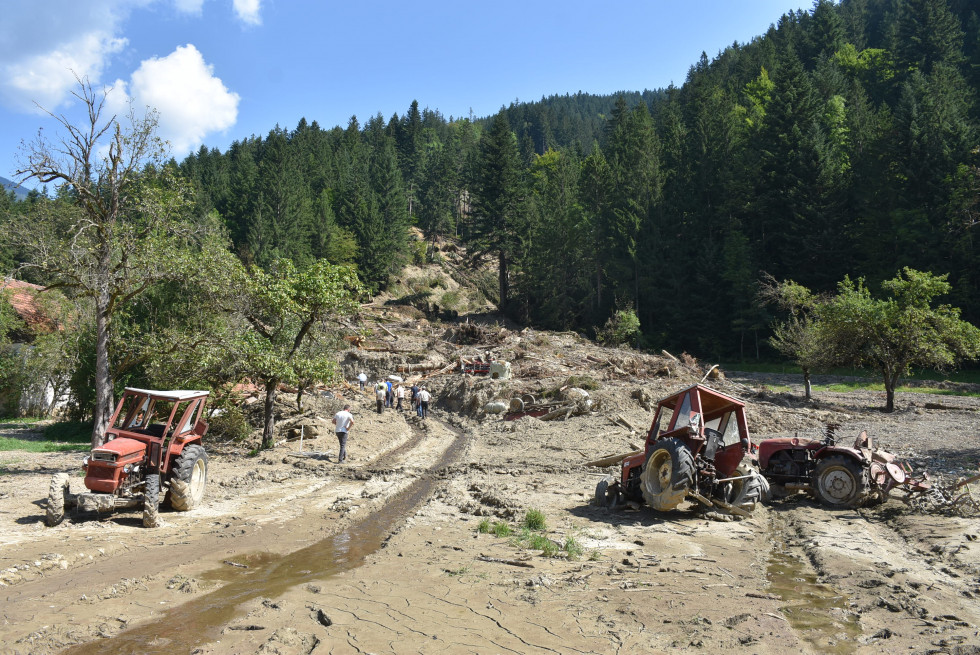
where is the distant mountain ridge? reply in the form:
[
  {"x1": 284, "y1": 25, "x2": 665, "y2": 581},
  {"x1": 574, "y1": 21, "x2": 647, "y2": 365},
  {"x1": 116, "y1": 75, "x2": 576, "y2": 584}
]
[{"x1": 1, "y1": 176, "x2": 29, "y2": 200}]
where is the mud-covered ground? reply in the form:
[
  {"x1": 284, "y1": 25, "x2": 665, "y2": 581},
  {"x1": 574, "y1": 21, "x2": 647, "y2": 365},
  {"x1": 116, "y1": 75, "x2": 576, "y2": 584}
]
[{"x1": 1, "y1": 326, "x2": 979, "y2": 655}]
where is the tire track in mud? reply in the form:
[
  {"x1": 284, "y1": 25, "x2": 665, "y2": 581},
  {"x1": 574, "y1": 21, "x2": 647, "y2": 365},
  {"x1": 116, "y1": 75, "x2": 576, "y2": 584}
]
[
  {"x1": 61, "y1": 417, "x2": 470, "y2": 655},
  {"x1": 770, "y1": 501, "x2": 980, "y2": 653}
]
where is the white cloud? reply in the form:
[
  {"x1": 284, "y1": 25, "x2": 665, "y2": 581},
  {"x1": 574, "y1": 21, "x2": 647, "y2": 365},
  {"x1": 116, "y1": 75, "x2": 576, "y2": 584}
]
[
  {"x1": 128, "y1": 44, "x2": 239, "y2": 155},
  {"x1": 4, "y1": 33, "x2": 128, "y2": 112},
  {"x1": 233, "y1": 0, "x2": 262, "y2": 26},
  {"x1": 0, "y1": 1, "x2": 136, "y2": 112},
  {"x1": 174, "y1": 0, "x2": 206, "y2": 15}
]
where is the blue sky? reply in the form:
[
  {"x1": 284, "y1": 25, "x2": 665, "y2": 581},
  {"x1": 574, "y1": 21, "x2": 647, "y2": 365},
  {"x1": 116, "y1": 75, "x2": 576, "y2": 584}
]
[{"x1": 0, "y1": 0, "x2": 809, "y2": 187}]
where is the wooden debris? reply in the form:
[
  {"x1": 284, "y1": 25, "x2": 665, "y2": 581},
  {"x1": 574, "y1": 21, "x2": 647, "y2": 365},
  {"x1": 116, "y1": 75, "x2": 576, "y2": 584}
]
[
  {"x1": 585, "y1": 450, "x2": 642, "y2": 468},
  {"x1": 375, "y1": 322, "x2": 397, "y2": 339},
  {"x1": 477, "y1": 555, "x2": 535, "y2": 568},
  {"x1": 223, "y1": 560, "x2": 249, "y2": 569},
  {"x1": 614, "y1": 414, "x2": 639, "y2": 432}
]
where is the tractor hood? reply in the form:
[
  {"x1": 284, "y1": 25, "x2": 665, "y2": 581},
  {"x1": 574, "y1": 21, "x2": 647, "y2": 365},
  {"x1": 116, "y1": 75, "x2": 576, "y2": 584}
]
[{"x1": 93, "y1": 437, "x2": 147, "y2": 460}]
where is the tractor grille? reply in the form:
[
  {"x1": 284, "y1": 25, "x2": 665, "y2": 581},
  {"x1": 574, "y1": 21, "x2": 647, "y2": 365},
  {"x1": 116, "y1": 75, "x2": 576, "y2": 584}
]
[{"x1": 91, "y1": 451, "x2": 118, "y2": 462}]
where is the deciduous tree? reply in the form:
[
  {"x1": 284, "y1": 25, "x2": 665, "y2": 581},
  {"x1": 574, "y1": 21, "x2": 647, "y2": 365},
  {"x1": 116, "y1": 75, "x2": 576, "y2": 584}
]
[{"x1": 12, "y1": 79, "x2": 226, "y2": 446}]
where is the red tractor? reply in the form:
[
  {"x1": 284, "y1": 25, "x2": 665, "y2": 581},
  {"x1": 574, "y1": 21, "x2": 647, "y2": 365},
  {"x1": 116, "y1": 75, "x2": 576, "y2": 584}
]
[
  {"x1": 45, "y1": 388, "x2": 210, "y2": 528},
  {"x1": 757, "y1": 427, "x2": 928, "y2": 508},
  {"x1": 596, "y1": 384, "x2": 768, "y2": 518}
]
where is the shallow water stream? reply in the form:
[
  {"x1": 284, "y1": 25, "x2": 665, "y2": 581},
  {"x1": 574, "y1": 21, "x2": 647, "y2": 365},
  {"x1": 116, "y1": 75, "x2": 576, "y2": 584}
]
[{"x1": 65, "y1": 423, "x2": 468, "y2": 655}]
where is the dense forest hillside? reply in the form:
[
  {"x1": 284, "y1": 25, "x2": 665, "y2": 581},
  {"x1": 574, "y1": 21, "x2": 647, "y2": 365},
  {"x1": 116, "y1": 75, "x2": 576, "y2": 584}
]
[{"x1": 5, "y1": 0, "x2": 980, "y2": 360}]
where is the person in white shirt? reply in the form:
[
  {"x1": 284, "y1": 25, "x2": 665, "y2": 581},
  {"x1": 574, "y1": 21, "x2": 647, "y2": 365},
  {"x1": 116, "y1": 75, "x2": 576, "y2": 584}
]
[
  {"x1": 332, "y1": 405, "x2": 354, "y2": 463},
  {"x1": 357, "y1": 372, "x2": 367, "y2": 391},
  {"x1": 418, "y1": 387, "x2": 431, "y2": 419}
]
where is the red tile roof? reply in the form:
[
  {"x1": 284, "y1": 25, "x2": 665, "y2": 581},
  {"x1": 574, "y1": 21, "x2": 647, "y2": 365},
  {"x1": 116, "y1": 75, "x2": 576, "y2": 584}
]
[{"x1": 1, "y1": 278, "x2": 58, "y2": 332}]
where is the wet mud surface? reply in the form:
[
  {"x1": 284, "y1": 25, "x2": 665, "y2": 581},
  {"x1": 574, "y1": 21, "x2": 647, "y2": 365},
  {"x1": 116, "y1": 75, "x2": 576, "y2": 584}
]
[{"x1": 1, "y1": 361, "x2": 979, "y2": 654}]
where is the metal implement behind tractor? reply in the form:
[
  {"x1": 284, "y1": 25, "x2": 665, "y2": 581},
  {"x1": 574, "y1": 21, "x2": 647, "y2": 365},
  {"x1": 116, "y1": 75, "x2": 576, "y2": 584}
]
[
  {"x1": 45, "y1": 388, "x2": 210, "y2": 528},
  {"x1": 595, "y1": 384, "x2": 768, "y2": 519}
]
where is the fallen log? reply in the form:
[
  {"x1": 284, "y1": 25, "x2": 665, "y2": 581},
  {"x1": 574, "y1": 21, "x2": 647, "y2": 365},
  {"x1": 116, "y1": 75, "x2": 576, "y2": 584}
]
[
  {"x1": 614, "y1": 414, "x2": 639, "y2": 432},
  {"x1": 375, "y1": 322, "x2": 397, "y2": 339},
  {"x1": 585, "y1": 450, "x2": 643, "y2": 468}
]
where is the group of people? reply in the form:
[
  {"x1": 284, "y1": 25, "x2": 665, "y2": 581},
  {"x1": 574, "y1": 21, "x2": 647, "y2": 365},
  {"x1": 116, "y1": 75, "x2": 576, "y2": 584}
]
[
  {"x1": 337, "y1": 373, "x2": 434, "y2": 464},
  {"x1": 357, "y1": 373, "x2": 431, "y2": 419}
]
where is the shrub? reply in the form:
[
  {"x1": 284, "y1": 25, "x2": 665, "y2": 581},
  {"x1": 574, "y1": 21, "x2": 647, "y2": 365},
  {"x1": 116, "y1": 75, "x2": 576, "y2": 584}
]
[
  {"x1": 564, "y1": 536, "x2": 584, "y2": 559},
  {"x1": 596, "y1": 307, "x2": 640, "y2": 346},
  {"x1": 477, "y1": 519, "x2": 492, "y2": 533},
  {"x1": 522, "y1": 509, "x2": 546, "y2": 531},
  {"x1": 208, "y1": 403, "x2": 251, "y2": 442},
  {"x1": 492, "y1": 521, "x2": 513, "y2": 537}
]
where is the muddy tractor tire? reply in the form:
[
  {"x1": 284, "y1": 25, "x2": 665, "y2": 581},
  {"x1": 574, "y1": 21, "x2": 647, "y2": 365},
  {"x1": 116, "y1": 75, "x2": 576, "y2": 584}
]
[
  {"x1": 167, "y1": 444, "x2": 208, "y2": 511},
  {"x1": 726, "y1": 466, "x2": 769, "y2": 511},
  {"x1": 594, "y1": 475, "x2": 617, "y2": 508},
  {"x1": 640, "y1": 438, "x2": 695, "y2": 511},
  {"x1": 45, "y1": 473, "x2": 71, "y2": 526},
  {"x1": 143, "y1": 473, "x2": 161, "y2": 528},
  {"x1": 813, "y1": 455, "x2": 869, "y2": 508}
]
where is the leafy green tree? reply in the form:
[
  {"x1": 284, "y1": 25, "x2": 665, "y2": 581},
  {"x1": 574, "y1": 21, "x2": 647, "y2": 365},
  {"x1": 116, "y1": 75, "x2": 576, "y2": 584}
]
[
  {"x1": 230, "y1": 258, "x2": 363, "y2": 449},
  {"x1": 759, "y1": 274, "x2": 840, "y2": 400},
  {"x1": 822, "y1": 268, "x2": 980, "y2": 411},
  {"x1": 11, "y1": 80, "x2": 227, "y2": 446}
]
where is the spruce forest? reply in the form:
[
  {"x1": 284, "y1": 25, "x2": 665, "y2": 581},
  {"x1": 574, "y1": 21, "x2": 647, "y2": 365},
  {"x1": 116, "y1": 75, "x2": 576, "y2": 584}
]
[{"x1": 5, "y1": 0, "x2": 980, "y2": 363}]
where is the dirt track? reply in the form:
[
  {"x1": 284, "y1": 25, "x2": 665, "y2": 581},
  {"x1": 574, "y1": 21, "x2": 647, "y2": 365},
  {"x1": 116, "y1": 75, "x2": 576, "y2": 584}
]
[{"x1": 2, "y1": 357, "x2": 980, "y2": 654}]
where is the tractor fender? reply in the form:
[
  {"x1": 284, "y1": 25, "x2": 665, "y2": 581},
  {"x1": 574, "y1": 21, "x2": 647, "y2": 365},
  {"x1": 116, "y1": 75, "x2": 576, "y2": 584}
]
[
  {"x1": 164, "y1": 436, "x2": 204, "y2": 475},
  {"x1": 813, "y1": 446, "x2": 868, "y2": 466}
]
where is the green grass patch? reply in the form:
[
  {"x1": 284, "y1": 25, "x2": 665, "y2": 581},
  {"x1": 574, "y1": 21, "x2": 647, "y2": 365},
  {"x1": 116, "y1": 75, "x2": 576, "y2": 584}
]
[
  {"x1": 443, "y1": 566, "x2": 469, "y2": 577},
  {"x1": 522, "y1": 509, "x2": 546, "y2": 531},
  {"x1": 43, "y1": 421, "x2": 93, "y2": 443},
  {"x1": 810, "y1": 381, "x2": 980, "y2": 398},
  {"x1": 0, "y1": 420, "x2": 91, "y2": 453},
  {"x1": 722, "y1": 362, "x2": 980, "y2": 385},
  {"x1": 563, "y1": 536, "x2": 584, "y2": 559},
  {"x1": 0, "y1": 437, "x2": 89, "y2": 453},
  {"x1": 0, "y1": 416, "x2": 44, "y2": 428}
]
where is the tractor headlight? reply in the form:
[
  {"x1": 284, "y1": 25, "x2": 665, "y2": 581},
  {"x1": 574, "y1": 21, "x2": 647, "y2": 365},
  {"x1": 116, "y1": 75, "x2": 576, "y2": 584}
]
[
  {"x1": 82, "y1": 456, "x2": 90, "y2": 468},
  {"x1": 123, "y1": 464, "x2": 133, "y2": 473}
]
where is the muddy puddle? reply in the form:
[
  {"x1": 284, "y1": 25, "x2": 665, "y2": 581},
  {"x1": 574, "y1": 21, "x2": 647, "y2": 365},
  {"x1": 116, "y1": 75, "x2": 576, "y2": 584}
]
[
  {"x1": 64, "y1": 424, "x2": 469, "y2": 655},
  {"x1": 767, "y1": 535, "x2": 862, "y2": 653}
]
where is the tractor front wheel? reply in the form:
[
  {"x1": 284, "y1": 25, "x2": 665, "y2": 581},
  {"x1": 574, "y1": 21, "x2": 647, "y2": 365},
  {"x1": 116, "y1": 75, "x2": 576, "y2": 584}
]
[
  {"x1": 594, "y1": 476, "x2": 618, "y2": 508},
  {"x1": 143, "y1": 473, "x2": 161, "y2": 528},
  {"x1": 640, "y1": 438, "x2": 695, "y2": 511},
  {"x1": 167, "y1": 444, "x2": 208, "y2": 511},
  {"x1": 725, "y1": 466, "x2": 770, "y2": 511},
  {"x1": 813, "y1": 456, "x2": 869, "y2": 508},
  {"x1": 45, "y1": 473, "x2": 70, "y2": 526}
]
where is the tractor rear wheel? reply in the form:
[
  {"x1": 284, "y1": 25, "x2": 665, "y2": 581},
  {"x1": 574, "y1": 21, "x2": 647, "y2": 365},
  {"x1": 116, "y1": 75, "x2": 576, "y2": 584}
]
[
  {"x1": 813, "y1": 456, "x2": 869, "y2": 508},
  {"x1": 45, "y1": 473, "x2": 70, "y2": 526},
  {"x1": 167, "y1": 444, "x2": 208, "y2": 511},
  {"x1": 640, "y1": 438, "x2": 695, "y2": 511},
  {"x1": 143, "y1": 473, "x2": 161, "y2": 528}
]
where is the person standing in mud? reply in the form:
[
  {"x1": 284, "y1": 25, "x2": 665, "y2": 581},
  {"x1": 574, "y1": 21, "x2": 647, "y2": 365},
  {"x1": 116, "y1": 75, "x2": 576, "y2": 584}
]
[
  {"x1": 332, "y1": 404, "x2": 354, "y2": 463},
  {"x1": 357, "y1": 372, "x2": 367, "y2": 391},
  {"x1": 410, "y1": 382, "x2": 420, "y2": 413},
  {"x1": 418, "y1": 386, "x2": 431, "y2": 419},
  {"x1": 375, "y1": 381, "x2": 386, "y2": 414},
  {"x1": 395, "y1": 384, "x2": 405, "y2": 410}
]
